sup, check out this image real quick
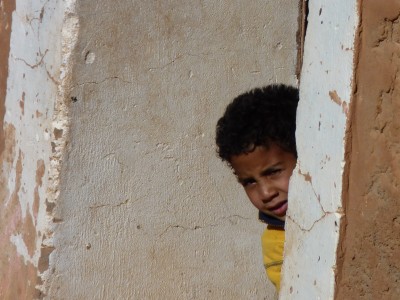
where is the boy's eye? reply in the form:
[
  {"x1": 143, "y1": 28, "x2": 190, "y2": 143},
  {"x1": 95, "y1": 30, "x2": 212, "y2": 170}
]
[
  {"x1": 265, "y1": 168, "x2": 283, "y2": 177},
  {"x1": 239, "y1": 179, "x2": 255, "y2": 187},
  {"x1": 270, "y1": 168, "x2": 282, "y2": 175}
]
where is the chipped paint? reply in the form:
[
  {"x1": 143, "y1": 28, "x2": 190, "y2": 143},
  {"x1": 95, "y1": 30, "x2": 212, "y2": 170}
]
[
  {"x1": 19, "y1": 91, "x2": 25, "y2": 115},
  {"x1": 33, "y1": 159, "x2": 45, "y2": 223},
  {"x1": 0, "y1": 0, "x2": 72, "y2": 298},
  {"x1": 329, "y1": 90, "x2": 349, "y2": 116}
]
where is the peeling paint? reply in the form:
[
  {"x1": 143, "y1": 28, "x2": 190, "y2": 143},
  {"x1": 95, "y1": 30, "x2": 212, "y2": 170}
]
[
  {"x1": 2, "y1": 123, "x2": 16, "y2": 164},
  {"x1": 10, "y1": 150, "x2": 23, "y2": 208},
  {"x1": 329, "y1": 90, "x2": 349, "y2": 116},
  {"x1": 21, "y1": 207, "x2": 37, "y2": 258},
  {"x1": 19, "y1": 91, "x2": 25, "y2": 115},
  {"x1": 38, "y1": 245, "x2": 55, "y2": 274},
  {"x1": 0, "y1": 0, "x2": 68, "y2": 298},
  {"x1": 33, "y1": 159, "x2": 45, "y2": 223},
  {"x1": 0, "y1": 148, "x2": 41, "y2": 298}
]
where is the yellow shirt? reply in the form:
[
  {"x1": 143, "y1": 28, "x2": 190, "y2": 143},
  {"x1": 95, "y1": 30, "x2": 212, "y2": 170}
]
[{"x1": 261, "y1": 226, "x2": 285, "y2": 290}]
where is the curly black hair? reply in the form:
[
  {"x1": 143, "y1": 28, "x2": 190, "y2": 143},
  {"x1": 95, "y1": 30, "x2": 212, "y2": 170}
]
[{"x1": 216, "y1": 84, "x2": 299, "y2": 163}]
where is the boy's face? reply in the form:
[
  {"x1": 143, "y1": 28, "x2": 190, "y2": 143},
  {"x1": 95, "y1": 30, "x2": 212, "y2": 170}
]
[{"x1": 230, "y1": 144, "x2": 296, "y2": 221}]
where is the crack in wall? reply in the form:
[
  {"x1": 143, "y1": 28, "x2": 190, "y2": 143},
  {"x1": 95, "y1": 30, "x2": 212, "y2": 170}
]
[
  {"x1": 288, "y1": 167, "x2": 342, "y2": 232},
  {"x1": 286, "y1": 211, "x2": 338, "y2": 233},
  {"x1": 374, "y1": 13, "x2": 400, "y2": 48},
  {"x1": 13, "y1": 49, "x2": 60, "y2": 85},
  {"x1": 19, "y1": 0, "x2": 50, "y2": 39},
  {"x1": 89, "y1": 198, "x2": 130, "y2": 209},
  {"x1": 158, "y1": 214, "x2": 252, "y2": 238},
  {"x1": 14, "y1": 49, "x2": 48, "y2": 69},
  {"x1": 45, "y1": 68, "x2": 60, "y2": 85},
  {"x1": 146, "y1": 51, "x2": 208, "y2": 71},
  {"x1": 297, "y1": 167, "x2": 327, "y2": 212},
  {"x1": 73, "y1": 76, "x2": 132, "y2": 88}
]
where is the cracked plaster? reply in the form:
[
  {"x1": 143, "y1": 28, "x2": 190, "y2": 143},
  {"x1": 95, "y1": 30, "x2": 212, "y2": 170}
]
[
  {"x1": 2, "y1": 0, "x2": 300, "y2": 298},
  {"x1": 46, "y1": 0, "x2": 299, "y2": 299},
  {"x1": 280, "y1": 0, "x2": 359, "y2": 299}
]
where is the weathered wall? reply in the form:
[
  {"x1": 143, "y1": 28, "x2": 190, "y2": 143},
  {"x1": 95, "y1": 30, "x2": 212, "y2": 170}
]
[
  {"x1": 0, "y1": 0, "x2": 70, "y2": 298},
  {"x1": 280, "y1": 1, "x2": 359, "y2": 298},
  {"x1": 335, "y1": 1, "x2": 400, "y2": 298},
  {"x1": 37, "y1": 1, "x2": 298, "y2": 299},
  {"x1": 8, "y1": 1, "x2": 399, "y2": 300}
]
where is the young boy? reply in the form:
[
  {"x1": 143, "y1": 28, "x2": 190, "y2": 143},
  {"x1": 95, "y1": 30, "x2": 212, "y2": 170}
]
[{"x1": 215, "y1": 84, "x2": 299, "y2": 291}]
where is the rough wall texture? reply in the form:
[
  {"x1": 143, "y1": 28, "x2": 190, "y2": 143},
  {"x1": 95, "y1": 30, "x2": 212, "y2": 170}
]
[
  {"x1": 335, "y1": 1, "x2": 400, "y2": 299},
  {"x1": 1, "y1": 1, "x2": 299, "y2": 298},
  {"x1": 0, "y1": 0, "x2": 69, "y2": 298},
  {"x1": 280, "y1": 1, "x2": 358, "y2": 298},
  {"x1": 41, "y1": 1, "x2": 299, "y2": 299}
]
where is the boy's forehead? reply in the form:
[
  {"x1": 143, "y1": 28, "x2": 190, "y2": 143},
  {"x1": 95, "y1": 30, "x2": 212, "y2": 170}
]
[{"x1": 230, "y1": 145, "x2": 283, "y2": 171}]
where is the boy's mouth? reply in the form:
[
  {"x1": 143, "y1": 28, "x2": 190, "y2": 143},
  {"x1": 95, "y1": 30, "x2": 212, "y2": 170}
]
[{"x1": 268, "y1": 200, "x2": 288, "y2": 217}]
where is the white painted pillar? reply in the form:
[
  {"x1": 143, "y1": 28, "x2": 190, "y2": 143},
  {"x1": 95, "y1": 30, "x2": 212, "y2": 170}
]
[{"x1": 280, "y1": 1, "x2": 359, "y2": 299}]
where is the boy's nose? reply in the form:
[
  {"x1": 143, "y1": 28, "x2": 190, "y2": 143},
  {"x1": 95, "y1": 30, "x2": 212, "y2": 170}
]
[{"x1": 258, "y1": 181, "x2": 276, "y2": 202}]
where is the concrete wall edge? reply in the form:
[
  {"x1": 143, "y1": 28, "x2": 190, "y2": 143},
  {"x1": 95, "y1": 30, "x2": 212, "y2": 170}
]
[{"x1": 40, "y1": 0, "x2": 79, "y2": 294}]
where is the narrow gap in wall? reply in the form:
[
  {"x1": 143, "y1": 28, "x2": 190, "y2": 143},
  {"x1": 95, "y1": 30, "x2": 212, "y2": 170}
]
[{"x1": 296, "y1": 0, "x2": 309, "y2": 81}]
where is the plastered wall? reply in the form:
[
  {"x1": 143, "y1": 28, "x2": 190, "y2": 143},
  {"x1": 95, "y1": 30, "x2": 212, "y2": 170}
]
[
  {"x1": 1, "y1": 0, "x2": 299, "y2": 298},
  {"x1": 47, "y1": 2, "x2": 298, "y2": 299},
  {"x1": 335, "y1": 1, "x2": 400, "y2": 298},
  {"x1": 4, "y1": 1, "x2": 398, "y2": 299}
]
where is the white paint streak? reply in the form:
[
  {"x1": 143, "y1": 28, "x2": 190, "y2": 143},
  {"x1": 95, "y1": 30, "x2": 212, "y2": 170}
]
[{"x1": 10, "y1": 234, "x2": 34, "y2": 265}]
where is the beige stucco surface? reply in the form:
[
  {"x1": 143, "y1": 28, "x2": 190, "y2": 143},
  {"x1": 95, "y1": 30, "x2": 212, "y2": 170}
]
[{"x1": 39, "y1": 1, "x2": 299, "y2": 299}]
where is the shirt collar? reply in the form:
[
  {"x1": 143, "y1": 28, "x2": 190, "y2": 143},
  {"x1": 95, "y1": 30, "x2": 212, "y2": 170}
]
[{"x1": 258, "y1": 211, "x2": 285, "y2": 228}]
